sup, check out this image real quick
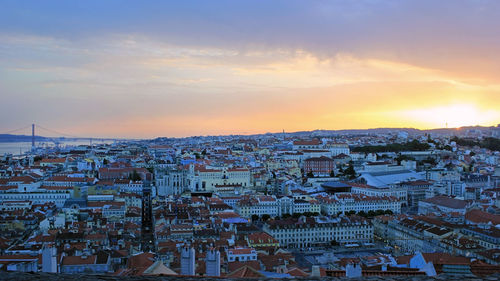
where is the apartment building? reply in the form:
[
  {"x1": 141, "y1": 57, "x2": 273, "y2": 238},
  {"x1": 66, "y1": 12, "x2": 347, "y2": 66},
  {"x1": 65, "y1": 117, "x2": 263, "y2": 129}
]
[{"x1": 263, "y1": 216, "x2": 373, "y2": 248}]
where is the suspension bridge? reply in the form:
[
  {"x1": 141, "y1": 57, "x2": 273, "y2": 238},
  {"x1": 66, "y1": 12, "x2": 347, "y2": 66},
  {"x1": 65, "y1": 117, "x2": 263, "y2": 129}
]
[{"x1": 0, "y1": 123, "x2": 119, "y2": 156}]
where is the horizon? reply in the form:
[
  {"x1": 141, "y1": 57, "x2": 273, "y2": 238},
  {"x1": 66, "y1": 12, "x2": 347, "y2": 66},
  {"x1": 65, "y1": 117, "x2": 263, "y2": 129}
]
[
  {"x1": 1, "y1": 1, "x2": 500, "y2": 138},
  {"x1": 1, "y1": 123, "x2": 499, "y2": 140}
]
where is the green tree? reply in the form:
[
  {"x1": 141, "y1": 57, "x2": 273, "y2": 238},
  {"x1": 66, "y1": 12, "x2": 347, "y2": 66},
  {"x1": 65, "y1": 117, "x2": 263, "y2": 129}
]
[
  {"x1": 129, "y1": 170, "x2": 142, "y2": 181},
  {"x1": 338, "y1": 166, "x2": 344, "y2": 174},
  {"x1": 251, "y1": 214, "x2": 259, "y2": 222},
  {"x1": 306, "y1": 171, "x2": 315, "y2": 178},
  {"x1": 344, "y1": 165, "x2": 356, "y2": 179},
  {"x1": 261, "y1": 214, "x2": 271, "y2": 221},
  {"x1": 329, "y1": 170, "x2": 335, "y2": 177},
  {"x1": 384, "y1": 210, "x2": 393, "y2": 215},
  {"x1": 303, "y1": 212, "x2": 313, "y2": 217}
]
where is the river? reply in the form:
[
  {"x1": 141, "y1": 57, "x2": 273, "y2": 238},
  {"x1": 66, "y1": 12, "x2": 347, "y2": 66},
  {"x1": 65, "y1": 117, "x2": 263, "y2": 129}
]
[{"x1": 0, "y1": 140, "x2": 114, "y2": 155}]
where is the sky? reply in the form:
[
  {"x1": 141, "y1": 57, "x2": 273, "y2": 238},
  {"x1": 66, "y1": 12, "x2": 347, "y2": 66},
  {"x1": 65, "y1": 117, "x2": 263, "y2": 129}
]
[{"x1": 1, "y1": 0, "x2": 499, "y2": 138}]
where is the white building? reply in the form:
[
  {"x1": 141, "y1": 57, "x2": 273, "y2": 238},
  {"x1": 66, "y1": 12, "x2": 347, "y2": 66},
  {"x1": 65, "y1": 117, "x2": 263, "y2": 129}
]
[
  {"x1": 0, "y1": 190, "x2": 71, "y2": 208},
  {"x1": 350, "y1": 183, "x2": 407, "y2": 203},
  {"x1": 188, "y1": 166, "x2": 251, "y2": 192},
  {"x1": 227, "y1": 247, "x2": 257, "y2": 262},
  {"x1": 263, "y1": 216, "x2": 373, "y2": 248},
  {"x1": 317, "y1": 193, "x2": 401, "y2": 215}
]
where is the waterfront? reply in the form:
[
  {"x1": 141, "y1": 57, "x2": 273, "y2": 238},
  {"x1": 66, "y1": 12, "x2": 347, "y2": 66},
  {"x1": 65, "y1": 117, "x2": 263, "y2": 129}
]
[{"x1": 0, "y1": 140, "x2": 113, "y2": 155}]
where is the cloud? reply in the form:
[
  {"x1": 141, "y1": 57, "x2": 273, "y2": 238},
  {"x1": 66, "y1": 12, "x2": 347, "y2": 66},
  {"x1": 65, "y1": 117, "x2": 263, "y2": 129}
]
[{"x1": 1, "y1": 1, "x2": 499, "y2": 137}]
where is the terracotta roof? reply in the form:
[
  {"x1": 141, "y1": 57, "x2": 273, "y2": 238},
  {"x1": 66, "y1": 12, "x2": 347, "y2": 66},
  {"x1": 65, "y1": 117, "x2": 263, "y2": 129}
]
[
  {"x1": 226, "y1": 265, "x2": 265, "y2": 278},
  {"x1": 466, "y1": 209, "x2": 500, "y2": 225},
  {"x1": 61, "y1": 255, "x2": 97, "y2": 265}
]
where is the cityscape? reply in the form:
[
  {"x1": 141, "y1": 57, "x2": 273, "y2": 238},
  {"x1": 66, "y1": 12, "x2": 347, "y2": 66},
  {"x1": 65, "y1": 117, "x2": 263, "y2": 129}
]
[{"x1": 1, "y1": 1, "x2": 500, "y2": 280}]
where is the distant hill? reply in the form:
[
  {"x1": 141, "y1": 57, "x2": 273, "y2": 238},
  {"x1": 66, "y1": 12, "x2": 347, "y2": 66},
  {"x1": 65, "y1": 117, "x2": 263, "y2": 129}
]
[{"x1": 0, "y1": 134, "x2": 48, "y2": 142}]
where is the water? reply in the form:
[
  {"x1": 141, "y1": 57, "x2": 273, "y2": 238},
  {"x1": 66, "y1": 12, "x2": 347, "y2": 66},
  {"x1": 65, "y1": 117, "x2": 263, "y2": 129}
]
[{"x1": 0, "y1": 140, "x2": 114, "y2": 155}]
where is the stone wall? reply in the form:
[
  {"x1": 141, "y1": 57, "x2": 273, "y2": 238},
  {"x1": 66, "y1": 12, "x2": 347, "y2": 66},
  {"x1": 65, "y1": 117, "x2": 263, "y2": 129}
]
[{"x1": 1, "y1": 272, "x2": 500, "y2": 281}]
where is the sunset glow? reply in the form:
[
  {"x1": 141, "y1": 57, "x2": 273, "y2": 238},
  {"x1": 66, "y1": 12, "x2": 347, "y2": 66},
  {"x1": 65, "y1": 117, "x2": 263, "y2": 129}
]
[{"x1": 1, "y1": 1, "x2": 499, "y2": 138}]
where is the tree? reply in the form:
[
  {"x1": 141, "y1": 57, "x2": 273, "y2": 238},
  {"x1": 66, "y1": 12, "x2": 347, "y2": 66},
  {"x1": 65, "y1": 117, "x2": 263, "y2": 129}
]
[
  {"x1": 303, "y1": 212, "x2": 313, "y2": 217},
  {"x1": 292, "y1": 213, "x2": 302, "y2": 219},
  {"x1": 306, "y1": 171, "x2": 314, "y2": 178},
  {"x1": 396, "y1": 154, "x2": 415, "y2": 165},
  {"x1": 344, "y1": 165, "x2": 356, "y2": 180},
  {"x1": 251, "y1": 214, "x2": 259, "y2": 222},
  {"x1": 367, "y1": 210, "x2": 376, "y2": 217},
  {"x1": 358, "y1": 211, "x2": 367, "y2": 217},
  {"x1": 129, "y1": 170, "x2": 142, "y2": 181},
  {"x1": 102, "y1": 158, "x2": 109, "y2": 165},
  {"x1": 329, "y1": 170, "x2": 335, "y2": 177},
  {"x1": 261, "y1": 214, "x2": 271, "y2": 221},
  {"x1": 384, "y1": 210, "x2": 393, "y2": 215},
  {"x1": 330, "y1": 240, "x2": 339, "y2": 246},
  {"x1": 338, "y1": 166, "x2": 344, "y2": 174}
]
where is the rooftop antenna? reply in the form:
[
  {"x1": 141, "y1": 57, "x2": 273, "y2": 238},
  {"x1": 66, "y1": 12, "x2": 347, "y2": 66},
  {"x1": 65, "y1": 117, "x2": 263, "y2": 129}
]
[{"x1": 31, "y1": 123, "x2": 35, "y2": 149}]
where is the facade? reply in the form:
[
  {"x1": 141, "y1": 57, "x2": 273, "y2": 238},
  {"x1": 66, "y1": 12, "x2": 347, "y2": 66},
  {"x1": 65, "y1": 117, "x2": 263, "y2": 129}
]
[
  {"x1": 235, "y1": 195, "x2": 279, "y2": 217},
  {"x1": 397, "y1": 180, "x2": 432, "y2": 208},
  {"x1": 0, "y1": 190, "x2": 71, "y2": 208},
  {"x1": 227, "y1": 247, "x2": 257, "y2": 262},
  {"x1": 156, "y1": 169, "x2": 187, "y2": 196},
  {"x1": 351, "y1": 183, "x2": 407, "y2": 203},
  {"x1": 235, "y1": 195, "x2": 320, "y2": 218},
  {"x1": 304, "y1": 156, "x2": 335, "y2": 177},
  {"x1": 180, "y1": 247, "x2": 195, "y2": 276},
  {"x1": 188, "y1": 166, "x2": 251, "y2": 192},
  {"x1": 293, "y1": 139, "x2": 322, "y2": 150},
  {"x1": 325, "y1": 143, "x2": 350, "y2": 156},
  {"x1": 317, "y1": 193, "x2": 402, "y2": 216},
  {"x1": 205, "y1": 248, "x2": 220, "y2": 276},
  {"x1": 263, "y1": 216, "x2": 373, "y2": 248},
  {"x1": 60, "y1": 253, "x2": 111, "y2": 274}
]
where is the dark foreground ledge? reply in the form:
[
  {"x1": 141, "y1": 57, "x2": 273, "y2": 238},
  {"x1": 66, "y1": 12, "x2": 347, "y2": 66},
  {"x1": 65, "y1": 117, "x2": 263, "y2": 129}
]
[{"x1": 0, "y1": 272, "x2": 499, "y2": 281}]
